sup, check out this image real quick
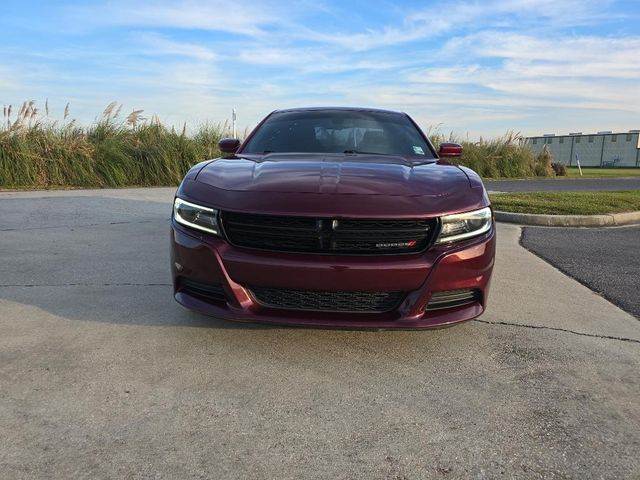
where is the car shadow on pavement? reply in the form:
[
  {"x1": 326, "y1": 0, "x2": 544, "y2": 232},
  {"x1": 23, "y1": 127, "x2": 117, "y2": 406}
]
[
  {"x1": 0, "y1": 284, "x2": 277, "y2": 329},
  {"x1": 0, "y1": 196, "x2": 274, "y2": 329}
]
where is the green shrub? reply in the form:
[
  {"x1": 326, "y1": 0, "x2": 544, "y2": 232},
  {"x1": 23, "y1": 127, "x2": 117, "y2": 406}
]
[
  {"x1": 534, "y1": 145, "x2": 555, "y2": 177},
  {"x1": 551, "y1": 162, "x2": 567, "y2": 176}
]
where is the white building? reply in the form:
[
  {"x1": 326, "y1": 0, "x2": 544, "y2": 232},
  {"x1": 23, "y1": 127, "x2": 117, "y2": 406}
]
[{"x1": 526, "y1": 131, "x2": 640, "y2": 167}]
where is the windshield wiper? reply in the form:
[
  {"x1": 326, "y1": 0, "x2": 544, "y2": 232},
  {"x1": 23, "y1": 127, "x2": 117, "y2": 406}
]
[{"x1": 343, "y1": 150, "x2": 386, "y2": 155}]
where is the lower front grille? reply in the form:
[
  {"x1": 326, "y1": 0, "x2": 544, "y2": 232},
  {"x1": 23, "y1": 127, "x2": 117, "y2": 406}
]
[
  {"x1": 179, "y1": 279, "x2": 227, "y2": 303},
  {"x1": 250, "y1": 287, "x2": 405, "y2": 313},
  {"x1": 426, "y1": 289, "x2": 480, "y2": 310}
]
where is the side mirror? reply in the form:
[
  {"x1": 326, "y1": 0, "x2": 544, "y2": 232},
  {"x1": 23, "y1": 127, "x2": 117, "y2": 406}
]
[
  {"x1": 438, "y1": 142, "x2": 463, "y2": 158},
  {"x1": 218, "y1": 138, "x2": 241, "y2": 154}
]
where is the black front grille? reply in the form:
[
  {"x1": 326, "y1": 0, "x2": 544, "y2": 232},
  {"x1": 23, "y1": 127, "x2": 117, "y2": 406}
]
[
  {"x1": 250, "y1": 287, "x2": 405, "y2": 313},
  {"x1": 179, "y1": 279, "x2": 227, "y2": 303},
  {"x1": 426, "y1": 289, "x2": 480, "y2": 310},
  {"x1": 221, "y1": 211, "x2": 437, "y2": 254}
]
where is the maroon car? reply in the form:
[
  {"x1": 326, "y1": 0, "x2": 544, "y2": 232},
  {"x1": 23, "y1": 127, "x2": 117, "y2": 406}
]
[{"x1": 170, "y1": 107, "x2": 495, "y2": 328}]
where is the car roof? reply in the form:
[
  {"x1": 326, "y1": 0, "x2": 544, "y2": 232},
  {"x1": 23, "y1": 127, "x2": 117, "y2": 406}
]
[{"x1": 272, "y1": 106, "x2": 406, "y2": 115}]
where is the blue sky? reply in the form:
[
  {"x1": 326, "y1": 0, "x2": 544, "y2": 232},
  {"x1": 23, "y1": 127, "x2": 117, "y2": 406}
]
[{"x1": 1, "y1": 0, "x2": 639, "y2": 137}]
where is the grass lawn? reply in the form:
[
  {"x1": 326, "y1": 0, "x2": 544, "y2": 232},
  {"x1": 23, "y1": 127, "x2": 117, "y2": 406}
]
[
  {"x1": 566, "y1": 167, "x2": 640, "y2": 178},
  {"x1": 489, "y1": 190, "x2": 640, "y2": 215}
]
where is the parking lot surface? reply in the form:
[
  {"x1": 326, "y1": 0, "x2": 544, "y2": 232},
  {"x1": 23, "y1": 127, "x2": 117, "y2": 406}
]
[
  {"x1": 486, "y1": 176, "x2": 640, "y2": 192},
  {"x1": 1, "y1": 188, "x2": 639, "y2": 479},
  {"x1": 523, "y1": 225, "x2": 640, "y2": 317}
]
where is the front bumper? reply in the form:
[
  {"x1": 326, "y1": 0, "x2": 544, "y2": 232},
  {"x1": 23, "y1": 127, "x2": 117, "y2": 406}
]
[{"x1": 170, "y1": 220, "x2": 495, "y2": 329}]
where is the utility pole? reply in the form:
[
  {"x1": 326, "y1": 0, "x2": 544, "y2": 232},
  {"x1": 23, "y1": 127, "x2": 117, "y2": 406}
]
[{"x1": 232, "y1": 109, "x2": 237, "y2": 138}]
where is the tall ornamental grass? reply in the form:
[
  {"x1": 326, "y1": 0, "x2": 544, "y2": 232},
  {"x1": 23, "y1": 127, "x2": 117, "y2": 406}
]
[
  {"x1": 429, "y1": 130, "x2": 555, "y2": 178},
  {"x1": 1, "y1": 101, "x2": 228, "y2": 188}
]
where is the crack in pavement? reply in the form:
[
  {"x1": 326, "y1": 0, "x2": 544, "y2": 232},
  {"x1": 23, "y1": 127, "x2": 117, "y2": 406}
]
[
  {"x1": 0, "y1": 283, "x2": 171, "y2": 287},
  {"x1": 0, "y1": 219, "x2": 169, "y2": 232},
  {"x1": 474, "y1": 319, "x2": 640, "y2": 344}
]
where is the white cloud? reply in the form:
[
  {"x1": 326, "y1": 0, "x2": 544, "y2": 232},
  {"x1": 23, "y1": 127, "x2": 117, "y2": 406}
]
[
  {"x1": 67, "y1": 0, "x2": 286, "y2": 37},
  {"x1": 136, "y1": 33, "x2": 217, "y2": 61},
  {"x1": 236, "y1": 46, "x2": 412, "y2": 74},
  {"x1": 299, "y1": 25, "x2": 440, "y2": 52},
  {"x1": 403, "y1": 30, "x2": 640, "y2": 121},
  {"x1": 444, "y1": 32, "x2": 640, "y2": 65},
  {"x1": 299, "y1": 0, "x2": 617, "y2": 51}
]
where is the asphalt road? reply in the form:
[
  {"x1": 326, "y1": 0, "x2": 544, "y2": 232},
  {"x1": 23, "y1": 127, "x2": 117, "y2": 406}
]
[
  {"x1": 1, "y1": 188, "x2": 640, "y2": 479},
  {"x1": 485, "y1": 176, "x2": 640, "y2": 192},
  {"x1": 522, "y1": 225, "x2": 640, "y2": 317}
]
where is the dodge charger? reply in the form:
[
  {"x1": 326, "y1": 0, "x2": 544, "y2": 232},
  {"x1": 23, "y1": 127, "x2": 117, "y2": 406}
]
[{"x1": 170, "y1": 107, "x2": 495, "y2": 328}]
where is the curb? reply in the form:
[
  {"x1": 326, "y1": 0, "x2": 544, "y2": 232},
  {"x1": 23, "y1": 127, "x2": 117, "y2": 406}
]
[{"x1": 495, "y1": 210, "x2": 640, "y2": 227}]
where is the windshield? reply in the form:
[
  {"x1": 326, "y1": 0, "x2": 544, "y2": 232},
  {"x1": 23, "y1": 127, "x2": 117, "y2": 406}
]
[{"x1": 241, "y1": 110, "x2": 435, "y2": 158}]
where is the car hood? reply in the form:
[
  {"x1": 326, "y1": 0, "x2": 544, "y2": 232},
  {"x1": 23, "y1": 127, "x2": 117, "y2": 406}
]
[{"x1": 195, "y1": 153, "x2": 470, "y2": 197}]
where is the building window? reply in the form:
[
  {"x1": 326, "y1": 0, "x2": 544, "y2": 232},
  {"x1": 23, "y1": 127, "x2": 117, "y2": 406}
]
[
  {"x1": 532, "y1": 138, "x2": 537, "y2": 144},
  {"x1": 612, "y1": 135, "x2": 617, "y2": 142},
  {"x1": 559, "y1": 137, "x2": 564, "y2": 144},
  {"x1": 576, "y1": 137, "x2": 581, "y2": 143},
  {"x1": 588, "y1": 136, "x2": 594, "y2": 143}
]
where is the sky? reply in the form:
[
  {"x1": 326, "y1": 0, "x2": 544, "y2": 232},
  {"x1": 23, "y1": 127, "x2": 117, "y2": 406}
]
[{"x1": 1, "y1": 0, "x2": 639, "y2": 138}]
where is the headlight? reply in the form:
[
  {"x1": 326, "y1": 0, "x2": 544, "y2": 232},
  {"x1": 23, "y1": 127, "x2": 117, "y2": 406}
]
[
  {"x1": 435, "y1": 207, "x2": 492, "y2": 244},
  {"x1": 173, "y1": 197, "x2": 220, "y2": 235}
]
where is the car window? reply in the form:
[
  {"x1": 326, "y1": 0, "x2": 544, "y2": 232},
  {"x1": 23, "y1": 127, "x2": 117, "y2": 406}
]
[{"x1": 241, "y1": 110, "x2": 434, "y2": 158}]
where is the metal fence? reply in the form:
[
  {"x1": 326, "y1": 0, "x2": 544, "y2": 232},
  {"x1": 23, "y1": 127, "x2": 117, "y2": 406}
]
[{"x1": 526, "y1": 131, "x2": 640, "y2": 167}]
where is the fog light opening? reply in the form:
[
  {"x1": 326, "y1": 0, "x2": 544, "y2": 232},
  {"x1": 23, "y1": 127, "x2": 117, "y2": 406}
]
[
  {"x1": 426, "y1": 289, "x2": 480, "y2": 311},
  {"x1": 179, "y1": 279, "x2": 228, "y2": 304}
]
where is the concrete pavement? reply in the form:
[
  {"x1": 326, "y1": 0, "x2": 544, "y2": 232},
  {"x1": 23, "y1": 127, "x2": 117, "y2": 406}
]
[{"x1": 1, "y1": 188, "x2": 639, "y2": 479}]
